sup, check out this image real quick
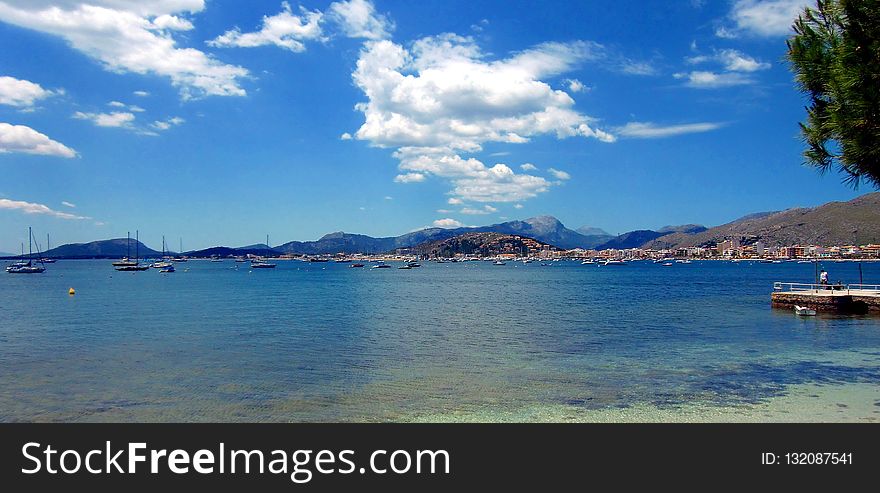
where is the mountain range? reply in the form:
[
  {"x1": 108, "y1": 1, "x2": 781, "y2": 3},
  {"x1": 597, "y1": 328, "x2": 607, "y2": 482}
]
[
  {"x1": 643, "y1": 192, "x2": 880, "y2": 249},
  {"x1": 5, "y1": 193, "x2": 878, "y2": 259}
]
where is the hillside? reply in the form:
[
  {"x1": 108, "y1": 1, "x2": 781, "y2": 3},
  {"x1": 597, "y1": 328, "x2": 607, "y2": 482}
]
[
  {"x1": 412, "y1": 232, "x2": 553, "y2": 258},
  {"x1": 276, "y1": 215, "x2": 604, "y2": 254},
  {"x1": 643, "y1": 193, "x2": 880, "y2": 249},
  {"x1": 43, "y1": 238, "x2": 162, "y2": 259}
]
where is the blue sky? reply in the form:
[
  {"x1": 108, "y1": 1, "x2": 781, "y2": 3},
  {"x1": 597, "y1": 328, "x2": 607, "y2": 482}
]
[{"x1": 0, "y1": 0, "x2": 867, "y2": 252}]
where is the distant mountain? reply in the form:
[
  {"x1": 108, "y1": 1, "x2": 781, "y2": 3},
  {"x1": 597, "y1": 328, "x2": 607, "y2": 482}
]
[
  {"x1": 657, "y1": 224, "x2": 707, "y2": 235},
  {"x1": 275, "y1": 216, "x2": 605, "y2": 254},
  {"x1": 643, "y1": 193, "x2": 880, "y2": 249},
  {"x1": 412, "y1": 232, "x2": 553, "y2": 258},
  {"x1": 43, "y1": 238, "x2": 162, "y2": 259},
  {"x1": 576, "y1": 226, "x2": 610, "y2": 236},
  {"x1": 596, "y1": 230, "x2": 666, "y2": 250}
]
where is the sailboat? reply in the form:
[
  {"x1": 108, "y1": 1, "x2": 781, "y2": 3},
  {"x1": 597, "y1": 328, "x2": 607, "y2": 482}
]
[
  {"x1": 250, "y1": 234, "x2": 277, "y2": 268},
  {"x1": 115, "y1": 230, "x2": 150, "y2": 271},
  {"x1": 152, "y1": 236, "x2": 173, "y2": 269},
  {"x1": 40, "y1": 234, "x2": 57, "y2": 263},
  {"x1": 6, "y1": 228, "x2": 46, "y2": 274},
  {"x1": 173, "y1": 238, "x2": 188, "y2": 262},
  {"x1": 112, "y1": 232, "x2": 138, "y2": 267}
]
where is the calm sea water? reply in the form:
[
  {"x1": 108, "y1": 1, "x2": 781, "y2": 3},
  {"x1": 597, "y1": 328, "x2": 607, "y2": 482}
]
[{"x1": 1, "y1": 259, "x2": 879, "y2": 422}]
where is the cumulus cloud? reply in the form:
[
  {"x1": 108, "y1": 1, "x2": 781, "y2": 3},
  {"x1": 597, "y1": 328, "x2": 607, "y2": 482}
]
[
  {"x1": 328, "y1": 0, "x2": 393, "y2": 40},
  {"x1": 394, "y1": 172, "x2": 426, "y2": 183},
  {"x1": 73, "y1": 111, "x2": 135, "y2": 128},
  {"x1": 547, "y1": 168, "x2": 570, "y2": 180},
  {"x1": 0, "y1": 1, "x2": 248, "y2": 99},
  {"x1": 677, "y1": 48, "x2": 768, "y2": 89},
  {"x1": 616, "y1": 121, "x2": 724, "y2": 139},
  {"x1": 340, "y1": 132, "x2": 352, "y2": 140},
  {"x1": 673, "y1": 71, "x2": 753, "y2": 88},
  {"x1": 0, "y1": 75, "x2": 61, "y2": 108},
  {"x1": 208, "y1": 1, "x2": 324, "y2": 52},
  {"x1": 352, "y1": 34, "x2": 613, "y2": 203},
  {"x1": 519, "y1": 163, "x2": 537, "y2": 171},
  {"x1": 0, "y1": 122, "x2": 77, "y2": 157},
  {"x1": 432, "y1": 218, "x2": 464, "y2": 228},
  {"x1": 721, "y1": 0, "x2": 809, "y2": 38},
  {"x1": 447, "y1": 197, "x2": 463, "y2": 205},
  {"x1": 565, "y1": 78, "x2": 587, "y2": 93},
  {"x1": 150, "y1": 116, "x2": 184, "y2": 131},
  {"x1": 687, "y1": 49, "x2": 770, "y2": 72},
  {"x1": 460, "y1": 205, "x2": 497, "y2": 215},
  {"x1": 0, "y1": 198, "x2": 88, "y2": 220}
]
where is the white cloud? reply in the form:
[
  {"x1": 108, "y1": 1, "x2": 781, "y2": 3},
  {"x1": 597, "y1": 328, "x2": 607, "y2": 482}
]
[
  {"x1": 616, "y1": 121, "x2": 724, "y2": 138},
  {"x1": 519, "y1": 163, "x2": 537, "y2": 171},
  {"x1": 565, "y1": 78, "x2": 587, "y2": 93},
  {"x1": 447, "y1": 197, "x2": 463, "y2": 205},
  {"x1": 0, "y1": 198, "x2": 88, "y2": 220},
  {"x1": 384, "y1": 195, "x2": 393, "y2": 200},
  {"x1": 328, "y1": 0, "x2": 393, "y2": 40},
  {"x1": 0, "y1": 75, "x2": 60, "y2": 108},
  {"x1": 73, "y1": 111, "x2": 135, "y2": 128},
  {"x1": 723, "y1": 0, "x2": 809, "y2": 37},
  {"x1": 108, "y1": 100, "x2": 126, "y2": 108},
  {"x1": 208, "y1": 1, "x2": 324, "y2": 53},
  {"x1": 436, "y1": 208, "x2": 452, "y2": 214},
  {"x1": 61, "y1": 201, "x2": 76, "y2": 208},
  {"x1": 718, "y1": 49, "x2": 770, "y2": 72},
  {"x1": 340, "y1": 132, "x2": 352, "y2": 140},
  {"x1": 133, "y1": 90, "x2": 150, "y2": 97},
  {"x1": 619, "y1": 60, "x2": 656, "y2": 76},
  {"x1": 150, "y1": 116, "x2": 184, "y2": 131},
  {"x1": 0, "y1": 122, "x2": 77, "y2": 157},
  {"x1": 547, "y1": 168, "x2": 570, "y2": 180},
  {"x1": 352, "y1": 34, "x2": 612, "y2": 203},
  {"x1": 432, "y1": 218, "x2": 464, "y2": 229},
  {"x1": 151, "y1": 13, "x2": 193, "y2": 31},
  {"x1": 460, "y1": 205, "x2": 497, "y2": 215},
  {"x1": 394, "y1": 172, "x2": 426, "y2": 183},
  {"x1": 673, "y1": 71, "x2": 753, "y2": 88},
  {"x1": 514, "y1": 204, "x2": 523, "y2": 209},
  {"x1": 0, "y1": 1, "x2": 248, "y2": 99},
  {"x1": 108, "y1": 100, "x2": 145, "y2": 112}
]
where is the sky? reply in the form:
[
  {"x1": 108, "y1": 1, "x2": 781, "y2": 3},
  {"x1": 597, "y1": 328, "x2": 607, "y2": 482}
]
[{"x1": 0, "y1": 0, "x2": 870, "y2": 253}]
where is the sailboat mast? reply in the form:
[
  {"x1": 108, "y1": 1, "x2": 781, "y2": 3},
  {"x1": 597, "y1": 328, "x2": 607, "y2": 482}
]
[
  {"x1": 136, "y1": 230, "x2": 139, "y2": 262},
  {"x1": 127, "y1": 231, "x2": 131, "y2": 259}
]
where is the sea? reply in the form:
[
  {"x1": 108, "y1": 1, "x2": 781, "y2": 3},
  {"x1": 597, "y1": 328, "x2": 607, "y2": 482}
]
[{"x1": 1, "y1": 258, "x2": 879, "y2": 422}]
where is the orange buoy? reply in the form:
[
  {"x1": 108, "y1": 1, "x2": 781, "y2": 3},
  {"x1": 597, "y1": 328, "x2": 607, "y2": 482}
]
[{"x1": 68, "y1": 287, "x2": 75, "y2": 295}]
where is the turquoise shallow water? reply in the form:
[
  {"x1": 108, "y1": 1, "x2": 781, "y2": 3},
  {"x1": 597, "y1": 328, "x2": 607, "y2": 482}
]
[{"x1": 1, "y1": 259, "x2": 879, "y2": 422}]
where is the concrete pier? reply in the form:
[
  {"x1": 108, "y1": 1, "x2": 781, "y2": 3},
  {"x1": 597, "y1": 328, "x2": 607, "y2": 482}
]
[{"x1": 771, "y1": 283, "x2": 880, "y2": 314}]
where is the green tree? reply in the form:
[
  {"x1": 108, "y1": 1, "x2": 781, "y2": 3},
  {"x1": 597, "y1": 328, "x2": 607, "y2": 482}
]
[{"x1": 787, "y1": 0, "x2": 880, "y2": 188}]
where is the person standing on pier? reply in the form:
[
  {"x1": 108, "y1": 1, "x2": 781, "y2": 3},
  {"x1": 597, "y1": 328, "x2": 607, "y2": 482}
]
[{"x1": 820, "y1": 269, "x2": 829, "y2": 286}]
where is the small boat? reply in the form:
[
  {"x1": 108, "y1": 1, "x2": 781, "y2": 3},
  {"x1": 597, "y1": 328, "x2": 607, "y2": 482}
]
[
  {"x1": 493, "y1": 261, "x2": 506, "y2": 265},
  {"x1": 398, "y1": 265, "x2": 412, "y2": 269},
  {"x1": 676, "y1": 259, "x2": 692, "y2": 264},
  {"x1": 662, "y1": 262, "x2": 673, "y2": 266},
  {"x1": 372, "y1": 263, "x2": 391, "y2": 269},
  {"x1": 251, "y1": 234, "x2": 277, "y2": 268},
  {"x1": 603, "y1": 260, "x2": 625, "y2": 266},
  {"x1": 407, "y1": 262, "x2": 421, "y2": 268},
  {"x1": 350, "y1": 263, "x2": 365, "y2": 268},
  {"x1": 39, "y1": 234, "x2": 56, "y2": 263},
  {"x1": 152, "y1": 236, "x2": 173, "y2": 269},
  {"x1": 159, "y1": 265, "x2": 175, "y2": 273},
  {"x1": 794, "y1": 305, "x2": 817, "y2": 316},
  {"x1": 7, "y1": 228, "x2": 46, "y2": 274},
  {"x1": 114, "y1": 230, "x2": 149, "y2": 271},
  {"x1": 234, "y1": 257, "x2": 247, "y2": 263},
  {"x1": 581, "y1": 259, "x2": 595, "y2": 265},
  {"x1": 335, "y1": 259, "x2": 351, "y2": 263}
]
